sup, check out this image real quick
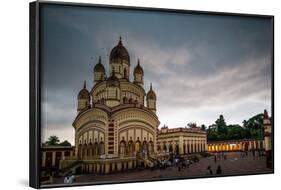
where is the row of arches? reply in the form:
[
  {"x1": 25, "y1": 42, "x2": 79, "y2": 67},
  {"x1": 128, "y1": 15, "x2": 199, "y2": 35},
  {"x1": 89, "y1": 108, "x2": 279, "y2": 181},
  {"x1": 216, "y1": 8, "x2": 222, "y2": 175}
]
[
  {"x1": 157, "y1": 140, "x2": 206, "y2": 155},
  {"x1": 157, "y1": 144, "x2": 180, "y2": 155},
  {"x1": 95, "y1": 96, "x2": 141, "y2": 105},
  {"x1": 208, "y1": 140, "x2": 264, "y2": 152},
  {"x1": 119, "y1": 140, "x2": 154, "y2": 155},
  {"x1": 78, "y1": 142, "x2": 105, "y2": 159}
]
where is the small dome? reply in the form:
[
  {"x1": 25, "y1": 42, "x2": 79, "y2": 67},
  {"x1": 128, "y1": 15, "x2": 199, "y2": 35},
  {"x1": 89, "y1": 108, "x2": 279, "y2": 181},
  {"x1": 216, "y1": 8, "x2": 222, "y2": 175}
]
[
  {"x1": 134, "y1": 59, "x2": 144, "y2": 75},
  {"x1": 147, "y1": 83, "x2": 156, "y2": 100},
  {"x1": 107, "y1": 71, "x2": 120, "y2": 87},
  {"x1": 78, "y1": 81, "x2": 90, "y2": 100},
  {"x1": 94, "y1": 56, "x2": 105, "y2": 73},
  {"x1": 110, "y1": 37, "x2": 130, "y2": 64}
]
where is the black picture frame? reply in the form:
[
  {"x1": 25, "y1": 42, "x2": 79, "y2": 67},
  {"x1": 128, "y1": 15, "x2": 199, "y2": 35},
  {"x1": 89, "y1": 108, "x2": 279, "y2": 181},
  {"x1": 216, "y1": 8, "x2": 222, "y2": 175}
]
[{"x1": 30, "y1": 1, "x2": 274, "y2": 188}]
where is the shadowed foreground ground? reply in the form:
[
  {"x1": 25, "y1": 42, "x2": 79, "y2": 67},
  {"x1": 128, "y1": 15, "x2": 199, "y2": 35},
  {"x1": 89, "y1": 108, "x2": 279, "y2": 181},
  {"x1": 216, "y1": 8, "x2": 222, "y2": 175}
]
[{"x1": 51, "y1": 152, "x2": 272, "y2": 185}]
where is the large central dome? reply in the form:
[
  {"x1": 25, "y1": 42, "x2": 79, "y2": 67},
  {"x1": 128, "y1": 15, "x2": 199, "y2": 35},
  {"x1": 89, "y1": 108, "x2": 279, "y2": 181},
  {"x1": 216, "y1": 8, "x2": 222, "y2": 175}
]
[{"x1": 110, "y1": 37, "x2": 130, "y2": 65}]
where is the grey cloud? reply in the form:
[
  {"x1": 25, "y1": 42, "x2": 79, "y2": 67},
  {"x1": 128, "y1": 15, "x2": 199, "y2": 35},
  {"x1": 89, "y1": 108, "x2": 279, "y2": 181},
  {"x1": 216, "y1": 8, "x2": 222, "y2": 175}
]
[{"x1": 40, "y1": 5, "x2": 272, "y2": 141}]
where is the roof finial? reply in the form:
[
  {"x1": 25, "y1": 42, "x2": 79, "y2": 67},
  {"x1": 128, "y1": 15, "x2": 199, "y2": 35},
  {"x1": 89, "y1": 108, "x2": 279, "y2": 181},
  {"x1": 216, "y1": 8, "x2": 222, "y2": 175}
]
[
  {"x1": 264, "y1": 109, "x2": 269, "y2": 119},
  {"x1": 83, "y1": 80, "x2": 86, "y2": 89},
  {"x1": 98, "y1": 56, "x2": 101, "y2": 63},
  {"x1": 150, "y1": 83, "x2": 152, "y2": 90},
  {"x1": 137, "y1": 58, "x2": 140, "y2": 65},
  {"x1": 118, "y1": 36, "x2": 122, "y2": 45}
]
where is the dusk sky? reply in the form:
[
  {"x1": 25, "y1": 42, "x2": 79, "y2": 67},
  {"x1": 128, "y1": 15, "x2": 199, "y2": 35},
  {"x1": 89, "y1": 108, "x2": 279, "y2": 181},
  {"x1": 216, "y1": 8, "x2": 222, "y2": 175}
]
[{"x1": 40, "y1": 4, "x2": 272, "y2": 145}]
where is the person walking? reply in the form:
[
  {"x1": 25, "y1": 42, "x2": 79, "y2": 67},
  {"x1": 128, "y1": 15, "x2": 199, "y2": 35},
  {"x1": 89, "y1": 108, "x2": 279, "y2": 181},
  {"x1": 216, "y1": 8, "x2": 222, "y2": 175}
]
[
  {"x1": 216, "y1": 165, "x2": 222, "y2": 174},
  {"x1": 214, "y1": 155, "x2": 217, "y2": 163},
  {"x1": 207, "y1": 165, "x2": 213, "y2": 175}
]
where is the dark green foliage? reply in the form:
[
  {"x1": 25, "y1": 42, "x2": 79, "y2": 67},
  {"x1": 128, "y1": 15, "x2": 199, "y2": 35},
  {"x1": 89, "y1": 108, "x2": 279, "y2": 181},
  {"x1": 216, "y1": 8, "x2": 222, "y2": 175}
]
[
  {"x1": 45, "y1": 135, "x2": 60, "y2": 146},
  {"x1": 43, "y1": 135, "x2": 72, "y2": 146},
  {"x1": 200, "y1": 124, "x2": 206, "y2": 131},
  {"x1": 59, "y1": 140, "x2": 72, "y2": 146},
  {"x1": 207, "y1": 113, "x2": 264, "y2": 141}
]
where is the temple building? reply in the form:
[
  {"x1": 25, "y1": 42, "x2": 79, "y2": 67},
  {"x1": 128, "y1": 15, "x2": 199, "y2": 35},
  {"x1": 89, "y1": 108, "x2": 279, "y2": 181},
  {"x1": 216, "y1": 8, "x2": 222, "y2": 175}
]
[
  {"x1": 61, "y1": 37, "x2": 160, "y2": 174},
  {"x1": 157, "y1": 126, "x2": 207, "y2": 155}
]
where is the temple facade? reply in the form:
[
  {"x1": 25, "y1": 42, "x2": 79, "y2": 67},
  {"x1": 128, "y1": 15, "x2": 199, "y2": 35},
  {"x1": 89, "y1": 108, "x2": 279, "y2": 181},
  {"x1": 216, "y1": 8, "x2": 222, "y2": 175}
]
[{"x1": 61, "y1": 38, "x2": 160, "y2": 174}]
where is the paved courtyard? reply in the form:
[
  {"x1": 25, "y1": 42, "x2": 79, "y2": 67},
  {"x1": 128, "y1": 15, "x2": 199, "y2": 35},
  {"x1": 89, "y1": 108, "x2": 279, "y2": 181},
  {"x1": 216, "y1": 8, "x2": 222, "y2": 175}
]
[{"x1": 53, "y1": 152, "x2": 272, "y2": 185}]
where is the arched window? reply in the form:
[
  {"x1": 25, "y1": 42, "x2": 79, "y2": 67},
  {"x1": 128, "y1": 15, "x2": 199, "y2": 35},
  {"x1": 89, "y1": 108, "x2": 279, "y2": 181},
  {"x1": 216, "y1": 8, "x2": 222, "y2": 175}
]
[
  {"x1": 124, "y1": 68, "x2": 127, "y2": 78},
  {"x1": 119, "y1": 140, "x2": 126, "y2": 155},
  {"x1": 123, "y1": 97, "x2": 128, "y2": 104},
  {"x1": 83, "y1": 143, "x2": 87, "y2": 158},
  {"x1": 157, "y1": 145, "x2": 161, "y2": 151},
  {"x1": 148, "y1": 140, "x2": 154, "y2": 153},
  {"x1": 128, "y1": 139, "x2": 134, "y2": 155},
  {"x1": 135, "y1": 140, "x2": 141, "y2": 153},
  {"x1": 94, "y1": 142, "x2": 99, "y2": 156},
  {"x1": 175, "y1": 144, "x2": 179, "y2": 155},
  {"x1": 169, "y1": 144, "x2": 173, "y2": 153},
  {"x1": 101, "y1": 98, "x2": 105, "y2": 104},
  {"x1": 78, "y1": 144, "x2": 82, "y2": 159},
  {"x1": 163, "y1": 144, "x2": 167, "y2": 152},
  {"x1": 99, "y1": 141, "x2": 105, "y2": 155},
  {"x1": 142, "y1": 140, "x2": 148, "y2": 154}
]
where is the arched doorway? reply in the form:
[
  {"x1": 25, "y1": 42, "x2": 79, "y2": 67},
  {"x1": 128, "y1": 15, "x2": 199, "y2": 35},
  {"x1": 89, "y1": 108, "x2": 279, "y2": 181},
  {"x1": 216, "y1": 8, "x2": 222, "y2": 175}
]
[
  {"x1": 148, "y1": 140, "x2": 154, "y2": 154},
  {"x1": 128, "y1": 138, "x2": 134, "y2": 155},
  {"x1": 169, "y1": 144, "x2": 173, "y2": 153},
  {"x1": 175, "y1": 144, "x2": 179, "y2": 155},
  {"x1": 142, "y1": 140, "x2": 148, "y2": 154},
  {"x1": 135, "y1": 140, "x2": 141, "y2": 153},
  {"x1": 119, "y1": 139, "x2": 126, "y2": 155},
  {"x1": 99, "y1": 141, "x2": 105, "y2": 155}
]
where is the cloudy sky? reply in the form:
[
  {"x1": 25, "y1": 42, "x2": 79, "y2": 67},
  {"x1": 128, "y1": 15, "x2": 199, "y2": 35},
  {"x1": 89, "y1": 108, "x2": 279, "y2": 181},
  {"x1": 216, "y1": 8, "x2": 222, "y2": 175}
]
[{"x1": 40, "y1": 4, "x2": 272, "y2": 145}]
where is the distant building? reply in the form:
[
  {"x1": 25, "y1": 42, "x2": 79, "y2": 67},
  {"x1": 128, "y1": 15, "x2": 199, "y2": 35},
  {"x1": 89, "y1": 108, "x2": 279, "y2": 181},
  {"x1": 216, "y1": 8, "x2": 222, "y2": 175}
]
[
  {"x1": 41, "y1": 146, "x2": 75, "y2": 171},
  {"x1": 207, "y1": 139, "x2": 264, "y2": 152},
  {"x1": 157, "y1": 126, "x2": 207, "y2": 155},
  {"x1": 207, "y1": 110, "x2": 271, "y2": 154}
]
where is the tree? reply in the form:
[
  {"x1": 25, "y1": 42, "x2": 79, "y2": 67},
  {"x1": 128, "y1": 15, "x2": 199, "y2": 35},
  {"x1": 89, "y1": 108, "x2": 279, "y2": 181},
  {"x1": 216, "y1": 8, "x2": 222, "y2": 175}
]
[
  {"x1": 187, "y1": 122, "x2": 197, "y2": 128},
  {"x1": 215, "y1": 115, "x2": 227, "y2": 134},
  {"x1": 200, "y1": 124, "x2": 206, "y2": 131},
  {"x1": 59, "y1": 140, "x2": 71, "y2": 146},
  {"x1": 45, "y1": 135, "x2": 60, "y2": 146},
  {"x1": 243, "y1": 113, "x2": 264, "y2": 139}
]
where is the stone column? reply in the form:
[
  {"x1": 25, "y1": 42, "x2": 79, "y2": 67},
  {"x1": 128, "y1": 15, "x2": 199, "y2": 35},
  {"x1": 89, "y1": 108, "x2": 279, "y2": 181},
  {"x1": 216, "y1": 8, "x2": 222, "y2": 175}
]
[
  {"x1": 52, "y1": 152, "x2": 56, "y2": 167},
  {"x1": 96, "y1": 164, "x2": 100, "y2": 173},
  {"x1": 89, "y1": 164, "x2": 93, "y2": 173},
  {"x1": 42, "y1": 152, "x2": 46, "y2": 167},
  {"x1": 193, "y1": 140, "x2": 196, "y2": 153},
  {"x1": 105, "y1": 163, "x2": 110, "y2": 174},
  {"x1": 179, "y1": 136, "x2": 184, "y2": 155},
  {"x1": 62, "y1": 151, "x2": 65, "y2": 160},
  {"x1": 70, "y1": 150, "x2": 73, "y2": 159},
  {"x1": 128, "y1": 161, "x2": 132, "y2": 169},
  {"x1": 117, "y1": 162, "x2": 122, "y2": 171},
  {"x1": 188, "y1": 140, "x2": 191, "y2": 153}
]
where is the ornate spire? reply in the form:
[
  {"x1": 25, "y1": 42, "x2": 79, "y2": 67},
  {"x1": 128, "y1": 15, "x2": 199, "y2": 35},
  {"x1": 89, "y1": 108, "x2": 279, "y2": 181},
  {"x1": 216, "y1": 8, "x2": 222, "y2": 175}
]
[
  {"x1": 137, "y1": 58, "x2": 140, "y2": 65},
  {"x1": 118, "y1": 36, "x2": 122, "y2": 45},
  {"x1": 83, "y1": 80, "x2": 86, "y2": 89},
  {"x1": 98, "y1": 56, "x2": 101, "y2": 63},
  {"x1": 150, "y1": 83, "x2": 152, "y2": 90},
  {"x1": 264, "y1": 109, "x2": 269, "y2": 119}
]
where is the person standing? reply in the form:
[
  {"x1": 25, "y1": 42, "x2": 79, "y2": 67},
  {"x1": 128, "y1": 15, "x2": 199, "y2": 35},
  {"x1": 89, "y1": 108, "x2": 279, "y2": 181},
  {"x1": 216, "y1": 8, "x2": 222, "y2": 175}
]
[
  {"x1": 214, "y1": 155, "x2": 217, "y2": 163},
  {"x1": 207, "y1": 165, "x2": 213, "y2": 175},
  {"x1": 216, "y1": 165, "x2": 222, "y2": 174}
]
